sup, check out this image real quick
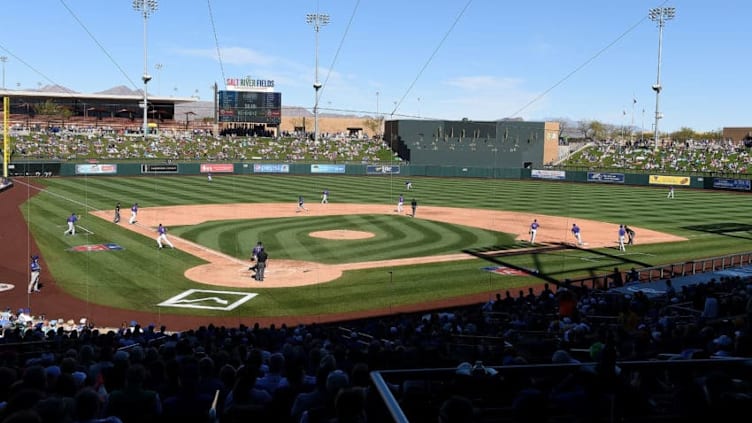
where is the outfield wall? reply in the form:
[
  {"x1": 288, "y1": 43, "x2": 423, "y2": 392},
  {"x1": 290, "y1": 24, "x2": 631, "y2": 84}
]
[{"x1": 6, "y1": 161, "x2": 752, "y2": 192}]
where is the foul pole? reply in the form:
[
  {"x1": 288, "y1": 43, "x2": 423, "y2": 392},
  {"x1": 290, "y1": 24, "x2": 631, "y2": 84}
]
[{"x1": 3, "y1": 96, "x2": 8, "y2": 178}]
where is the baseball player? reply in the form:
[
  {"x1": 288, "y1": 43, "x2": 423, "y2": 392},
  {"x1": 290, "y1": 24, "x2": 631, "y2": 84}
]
[
  {"x1": 129, "y1": 202, "x2": 139, "y2": 224},
  {"x1": 667, "y1": 186, "x2": 674, "y2": 199},
  {"x1": 207, "y1": 172, "x2": 213, "y2": 182},
  {"x1": 156, "y1": 223, "x2": 175, "y2": 249},
  {"x1": 64, "y1": 212, "x2": 78, "y2": 236},
  {"x1": 411, "y1": 198, "x2": 417, "y2": 217},
  {"x1": 529, "y1": 219, "x2": 540, "y2": 244},
  {"x1": 405, "y1": 180, "x2": 413, "y2": 190},
  {"x1": 397, "y1": 194, "x2": 404, "y2": 213},
  {"x1": 618, "y1": 225, "x2": 627, "y2": 251},
  {"x1": 248, "y1": 241, "x2": 264, "y2": 271},
  {"x1": 113, "y1": 202, "x2": 121, "y2": 224},
  {"x1": 255, "y1": 248, "x2": 268, "y2": 281},
  {"x1": 296, "y1": 196, "x2": 308, "y2": 212},
  {"x1": 625, "y1": 224, "x2": 636, "y2": 245},
  {"x1": 28, "y1": 255, "x2": 41, "y2": 293},
  {"x1": 321, "y1": 189, "x2": 329, "y2": 204},
  {"x1": 571, "y1": 223, "x2": 583, "y2": 246}
]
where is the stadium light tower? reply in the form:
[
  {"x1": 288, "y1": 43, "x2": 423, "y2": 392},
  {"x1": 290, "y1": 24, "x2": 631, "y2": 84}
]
[
  {"x1": 648, "y1": 6, "x2": 675, "y2": 150},
  {"x1": 306, "y1": 12, "x2": 329, "y2": 144},
  {"x1": 133, "y1": 0, "x2": 158, "y2": 142}
]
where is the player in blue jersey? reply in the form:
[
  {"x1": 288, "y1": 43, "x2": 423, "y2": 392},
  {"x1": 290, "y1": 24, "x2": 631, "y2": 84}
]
[
  {"x1": 529, "y1": 219, "x2": 540, "y2": 244},
  {"x1": 64, "y1": 212, "x2": 78, "y2": 236},
  {"x1": 28, "y1": 255, "x2": 41, "y2": 294},
  {"x1": 618, "y1": 225, "x2": 627, "y2": 251},
  {"x1": 129, "y1": 202, "x2": 139, "y2": 224},
  {"x1": 397, "y1": 194, "x2": 404, "y2": 213},
  {"x1": 571, "y1": 223, "x2": 583, "y2": 246},
  {"x1": 321, "y1": 189, "x2": 329, "y2": 204},
  {"x1": 297, "y1": 196, "x2": 309, "y2": 212},
  {"x1": 156, "y1": 223, "x2": 175, "y2": 249}
]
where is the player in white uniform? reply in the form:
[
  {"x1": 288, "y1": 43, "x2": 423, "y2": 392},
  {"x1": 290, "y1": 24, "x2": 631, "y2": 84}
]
[
  {"x1": 156, "y1": 224, "x2": 175, "y2": 249},
  {"x1": 529, "y1": 219, "x2": 539, "y2": 244},
  {"x1": 397, "y1": 194, "x2": 404, "y2": 213},
  {"x1": 129, "y1": 203, "x2": 139, "y2": 224}
]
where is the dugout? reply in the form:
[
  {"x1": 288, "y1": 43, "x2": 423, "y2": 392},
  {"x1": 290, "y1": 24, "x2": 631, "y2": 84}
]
[{"x1": 384, "y1": 119, "x2": 559, "y2": 168}]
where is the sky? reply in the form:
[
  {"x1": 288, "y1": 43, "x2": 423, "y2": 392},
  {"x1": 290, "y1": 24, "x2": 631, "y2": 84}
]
[{"x1": 0, "y1": 0, "x2": 748, "y2": 133}]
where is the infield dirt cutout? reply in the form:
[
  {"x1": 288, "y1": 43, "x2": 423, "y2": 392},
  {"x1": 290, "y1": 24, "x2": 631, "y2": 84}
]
[{"x1": 91, "y1": 204, "x2": 686, "y2": 289}]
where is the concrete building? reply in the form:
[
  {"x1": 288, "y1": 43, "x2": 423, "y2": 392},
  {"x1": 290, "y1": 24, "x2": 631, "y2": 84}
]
[{"x1": 384, "y1": 119, "x2": 560, "y2": 168}]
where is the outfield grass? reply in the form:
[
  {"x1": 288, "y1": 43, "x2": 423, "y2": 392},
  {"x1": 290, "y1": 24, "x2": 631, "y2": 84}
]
[{"x1": 20, "y1": 174, "x2": 752, "y2": 318}]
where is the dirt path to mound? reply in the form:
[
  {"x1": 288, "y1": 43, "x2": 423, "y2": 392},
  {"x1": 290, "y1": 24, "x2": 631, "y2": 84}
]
[{"x1": 91, "y1": 203, "x2": 686, "y2": 288}]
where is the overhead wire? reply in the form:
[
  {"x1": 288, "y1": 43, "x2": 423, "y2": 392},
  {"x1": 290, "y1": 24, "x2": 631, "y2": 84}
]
[
  {"x1": 59, "y1": 0, "x2": 140, "y2": 90},
  {"x1": 390, "y1": 0, "x2": 473, "y2": 117},
  {"x1": 206, "y1": 0, "x2": 227, "y2": 89},
  {"x1": 317, "y1": 0, "x2": 362, "y2": 108}
]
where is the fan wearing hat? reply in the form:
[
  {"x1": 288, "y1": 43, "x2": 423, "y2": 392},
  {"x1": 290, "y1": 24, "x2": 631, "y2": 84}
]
[{"x1": 28, "y1": 255, "x2": 41, "y2": 294}]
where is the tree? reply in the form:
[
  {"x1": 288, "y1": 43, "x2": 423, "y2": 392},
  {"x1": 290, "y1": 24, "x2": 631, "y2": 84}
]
[
  {"x1": 363, "y1": 116, "x2": 384, "y2": 139},
  {"x1": 670, "y1": 127, "x2": 698, "y2": 143},
  {"x1": 34, "y1": 100, "x2": 62, "y2": 128}
]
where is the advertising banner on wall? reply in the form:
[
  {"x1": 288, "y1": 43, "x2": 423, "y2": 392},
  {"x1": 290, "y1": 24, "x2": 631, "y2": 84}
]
[
  {"x1": 200, "y1": 163, "x2": 234, "y2": 173},
  {"x1": 366, "y1": 165, "x2": 401, "y2": 175},
  {"x1": 311, "y1": 164, "x2": 346, "y2": 174},
  {"x1": 649, "y1": 175, "x2": 690, "y2": 186},
  {"x1": 253, "y1": 164, "x2": 289, "y2": 173},
  {"x1": 587, "y1": 172, "x2": 625, "y2": 184},
  {"x1": 141, "y1": 164, "x2": 178, "y2": 173},
  {"x1": 75, "y1": 164, "x2": 117, "y2": 175},
  {"x1": 531, "y1": 169, "x2": 565, "y2": 180},
  {"x1": 713, "y1": 178, "x2": 752, "y2": 191}
]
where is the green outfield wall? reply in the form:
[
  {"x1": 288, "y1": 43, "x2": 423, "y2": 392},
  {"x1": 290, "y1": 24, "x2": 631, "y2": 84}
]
[{"x1": 3, "y1": 160, "x2": 748, "y2": 193}]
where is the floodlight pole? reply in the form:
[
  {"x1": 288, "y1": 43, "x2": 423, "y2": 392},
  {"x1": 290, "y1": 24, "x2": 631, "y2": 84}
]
[
  {"x1": 306, "y1": 12, "x2": 329, "y2": 144},
  {"x1": 649, "y1": 6, "x2": 675, "y2": 151},
  {"x1": 134, "y1": 0, "x2": 158, "y2": 143}
]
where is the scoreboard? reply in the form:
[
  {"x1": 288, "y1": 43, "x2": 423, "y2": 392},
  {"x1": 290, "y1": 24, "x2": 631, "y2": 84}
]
[{"x1": 218, "y1": 91, "x2": 282, "y2": 124}]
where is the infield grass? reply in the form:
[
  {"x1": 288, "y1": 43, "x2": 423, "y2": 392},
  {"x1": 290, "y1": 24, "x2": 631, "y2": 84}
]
[{"x1": 19, "y1": 174, "x2": 752, "y2": 318}]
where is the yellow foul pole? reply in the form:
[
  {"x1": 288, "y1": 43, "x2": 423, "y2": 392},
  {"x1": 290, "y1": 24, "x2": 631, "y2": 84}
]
[{"x1": 2, "y1": 96, "x2": 8, "y2": 178}]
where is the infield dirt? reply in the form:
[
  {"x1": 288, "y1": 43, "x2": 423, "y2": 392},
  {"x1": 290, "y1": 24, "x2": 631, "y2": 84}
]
[{"x1": 91, "y1": 203, "x2": 686, "y2": 288}]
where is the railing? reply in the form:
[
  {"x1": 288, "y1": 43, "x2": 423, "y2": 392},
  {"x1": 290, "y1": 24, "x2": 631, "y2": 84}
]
[
  {"x1": 563, "y1": 251, "x2": 752, "y2": 292},
  {"x1": 370, "y1": 358, "x2": 752, "y2": 423}
]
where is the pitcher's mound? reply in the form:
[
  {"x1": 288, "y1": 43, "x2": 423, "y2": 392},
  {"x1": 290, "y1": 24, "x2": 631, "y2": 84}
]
[{"x1": 309, "y1": 230, "x2": 375, "y2": 240}]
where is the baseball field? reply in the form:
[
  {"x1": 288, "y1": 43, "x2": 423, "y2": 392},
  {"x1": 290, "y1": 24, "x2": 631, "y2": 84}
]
[{"x1": 6, "y1": 174, "x2": 752, "y2": 330}]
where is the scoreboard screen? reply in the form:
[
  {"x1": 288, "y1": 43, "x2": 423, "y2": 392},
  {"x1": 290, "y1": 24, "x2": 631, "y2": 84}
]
[{"x1": 218, "y1": 91, "x2": 282, "y2": 124}]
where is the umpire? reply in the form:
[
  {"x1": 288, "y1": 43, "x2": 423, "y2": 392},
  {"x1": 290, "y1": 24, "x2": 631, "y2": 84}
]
[{"x1": 255, "y1": 248, "x2": 268, "y2": 282}]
